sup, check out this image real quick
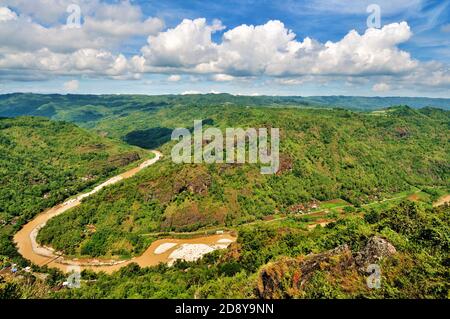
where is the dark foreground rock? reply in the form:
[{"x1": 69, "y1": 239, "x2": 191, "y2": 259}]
[{"x1": 257, "y1": 236, "x2": 397, "y2": 299}]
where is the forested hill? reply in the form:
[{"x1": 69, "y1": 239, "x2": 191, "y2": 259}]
[
  {"x1": 0, "y1": 116, "x2": 149, "y2": 222},
  {"x1": 0, "y1": 94, "x2": 449, "y2": 120},
  {"x1": 0, "y1": 102, "x2": 448, "y2": 299},
  {"x1": 0, "y1": 116, "x2": 149, "y2": 262},
  {"x1": 294, "y1": 95, "x2": 450, "y2": 110},
  {"x1": 36, "y1": 104, "x2": 449, "y2": 258}
]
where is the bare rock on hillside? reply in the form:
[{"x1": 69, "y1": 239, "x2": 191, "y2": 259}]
[
  {"x1": 257, "y1": 244, "x2": 353, "y2": 299},
  {"x1": 173, "y1": 169, "x2": 211, "y2": 196},
  {"x1": 108, "y1": 152, "x2": 140, "y2": 166},
  {"x1": 256, "y1": 236, "x2": 397, "y2": 299},
  {"x1": 355, "y1": 236, "x2": 397, "y2": 270}
]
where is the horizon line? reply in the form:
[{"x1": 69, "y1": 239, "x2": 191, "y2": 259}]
[{"x1": 1, "y1": 92, "x2": 450, "y2": 100}]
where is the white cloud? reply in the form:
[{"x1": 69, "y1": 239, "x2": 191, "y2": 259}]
[
  {"x1": 136, "y1": 20, "x2": 418, "y2": 78},
  {"x1": 274, "y1": 78, "x2": 307, "y2": 85},
  {"x1": 2, "y1": 0, "x2": 156, "y2": 25},
  {"x1": 167, "y1": 74, "x2": 181, "y2": 82},
  {"x1": 0, "y1": 5, "x2": 163, "y2": 53},
  {"x1": 0, "y1": 48, "x2": 139, "y2": 80},
  {"x1": 0, "y1": 1, "x2": 163, "y2": 81},
  {"x1": 2, "y1": 0, "x2": 67, "y2": 24},
  {"x1": 63, "y1": 79, "x2": 79, "y2": 92},
  {"x1": 0, "y1": 7, "x2": 17, "y2": 22},
  {"x1": 141, "y1": 18, "x2": 219, "y2": 69},
  {"x1": 310, "y1": 22, "x2": 416, "y2": 75},
  {"x1": 372, "y1": 82, "x2": 391, "y2": 92},
  {"x1": 402, "y1": 61, "x2": 450, "y2": 88},
  {"x1": 83, "y1": 16, "x2": 163, "y2": 38},
  {"x1": 216, "y1": 20, "x2": 300, "y2": 76},
  {"x1": 182, "y1": 90, "x2": 201, "y2": 95},
  {"x1": 0, "y1": 2, "x2": 448, "y2": 95},
  {"x1": 365, "y1": 61, "x2": 450, "y2": 93},
  {"x1": 181, "y1": 89, "x2": 223, "y2": 95},
  {"x1": 234, "y1": 92, "x2": 261, "y2": 96},
  {"x1": 212, "y1": 74, "x2": 235, "y2": 81}
]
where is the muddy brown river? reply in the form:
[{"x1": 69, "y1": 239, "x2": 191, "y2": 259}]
[{"x1": 13, "y1": 151, "x2": 236, "y2": 274}]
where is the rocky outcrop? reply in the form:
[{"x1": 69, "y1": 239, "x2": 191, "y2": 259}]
[
  {"x1": 276, "y1": 154, "x2": 293, "y2": 175},
  {"x1": 108, "y1": 152, "x2": 140, "y2": 166},
  {"x1": 173, "y1": 169, "x2": 212, "y2": 196},
  {"x1": 257, "y1": 236, "x2": 397, "y2": 299},
  {"x1": 354, "y1": 236, "x2": 397, "y2": 271},
  {"x1": 257, "y1": 244, "x2": 354, "y2": 299}
]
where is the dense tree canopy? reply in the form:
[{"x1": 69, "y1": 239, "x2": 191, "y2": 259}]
[
  {"x1": 38, "y1": 105, "x2": 449, "y2": 258},
  {"x1": 0, "y1": 116, "x2": 148, "y2": 264},
  {"x1": 0, "y1": 95, "x2": 448, "y2": 299}
]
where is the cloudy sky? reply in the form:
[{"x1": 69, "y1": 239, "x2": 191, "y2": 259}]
[{"x1": 0, "y1": 0, "x2": 449, "y2": 97}]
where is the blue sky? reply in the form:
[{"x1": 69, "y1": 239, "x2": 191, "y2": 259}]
[{"x1": 0, "y1": 0, "x2": 449, "y2": 97}]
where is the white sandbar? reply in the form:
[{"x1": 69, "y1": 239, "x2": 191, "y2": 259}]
[{"x1": 154, "y1": 243, "x2": 178, "y2": 255}]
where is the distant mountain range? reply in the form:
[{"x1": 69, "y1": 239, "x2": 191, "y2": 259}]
[
  {"x1": 0, "y1": 93, "x2": 449, "y2": 116},
  {"x1": 284, "y1": 95, "x2": 450, "y2": 110}
]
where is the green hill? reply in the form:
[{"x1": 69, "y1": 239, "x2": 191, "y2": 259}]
[
  {"x1": 0, "y1": 116, "x2": 148, "y2": 262},
  {"x1": 0, "y1": 94, "x2": 449, "y2": 127},
  {"x1": 55, "y1": 202, "x2": 448, "y2": 299},
  {"x1": 0, "y1": 97, "x2": 448, "y2": 299},
  {"x1": 37, "y1": 105, "x2": 449, "y2": 258}
]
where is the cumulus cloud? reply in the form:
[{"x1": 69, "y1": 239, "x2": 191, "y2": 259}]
[
  {"x1": 402, "y1": 61, "x2": 450, "y2": 88},
  {"x1": 366, "y1": 62, "x2": 450, "y2": 94},
  {"x1": 63, "y1": 79, "x2": 79, "y2": 92},
  {"x1": 305, "y1": 22, "x2": 417, "y2": 75},
  {"x1": 140, "y1": 18, "x2": 220, "y2": 69},
  {"x1": 2, "y1": 0, "x2": 67, "y2": 24},
  {"x1": 212, "y1": 74, "x2": 235, "y2": 81},
  {"x1": 182, "y1": 90, "x2": 201, "y2": 95},
  {"x1": 372, "y1": 82, "x2": 391, "y2": 92},
  {"x1": 216, "y1": 20, "x2": 300, "y2": 76},
  {"x1": 2, "y1": 0, "x2": 160, "y2": 27},
  {"x1": 0, "y1": 6, "x2": 17, "y2": 21},
  {"x1": 136, "y1": 19, "x2": 418, "y2": 78},
  {"x1": 0, "y1": 47, "x2": 140, "y2": 81},
  {"x1": 0, "y1": 4, "x2": 163, "y2": 53},
  {"x1": 0, "y1": 1, "x2": 449, "y2": 94},
  {"x1": 167, "y1": 74, "x2": 181, "y2": 82},
  {"x1": 83, "y1": 17, "x2": 163, "y2": 38},
  {"x1": 274, "y1": 78, "x2": 308, "y2": 85},
  {"x1": 0, "y1": 1, "x2": 164, "y2": 81}
]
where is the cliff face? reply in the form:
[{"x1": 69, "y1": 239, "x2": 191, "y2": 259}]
[{"x1": 257, "y1": 236, "x2": 397, "y2": 299}]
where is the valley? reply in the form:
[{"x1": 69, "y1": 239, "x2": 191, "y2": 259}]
[
  {"x1": 13, "y1": 149, "x2": 235, "y2": 273},
  {"x1": 0, "y1": 95, "x2": 448, "y2": 299},
  {"x1": 1, "y1": 0, "x2": 449, "y2": 305}
]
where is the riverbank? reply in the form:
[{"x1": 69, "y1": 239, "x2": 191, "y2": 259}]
[{"x1": 13, "y1": 149, "x2": 237, "y2": 274}]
